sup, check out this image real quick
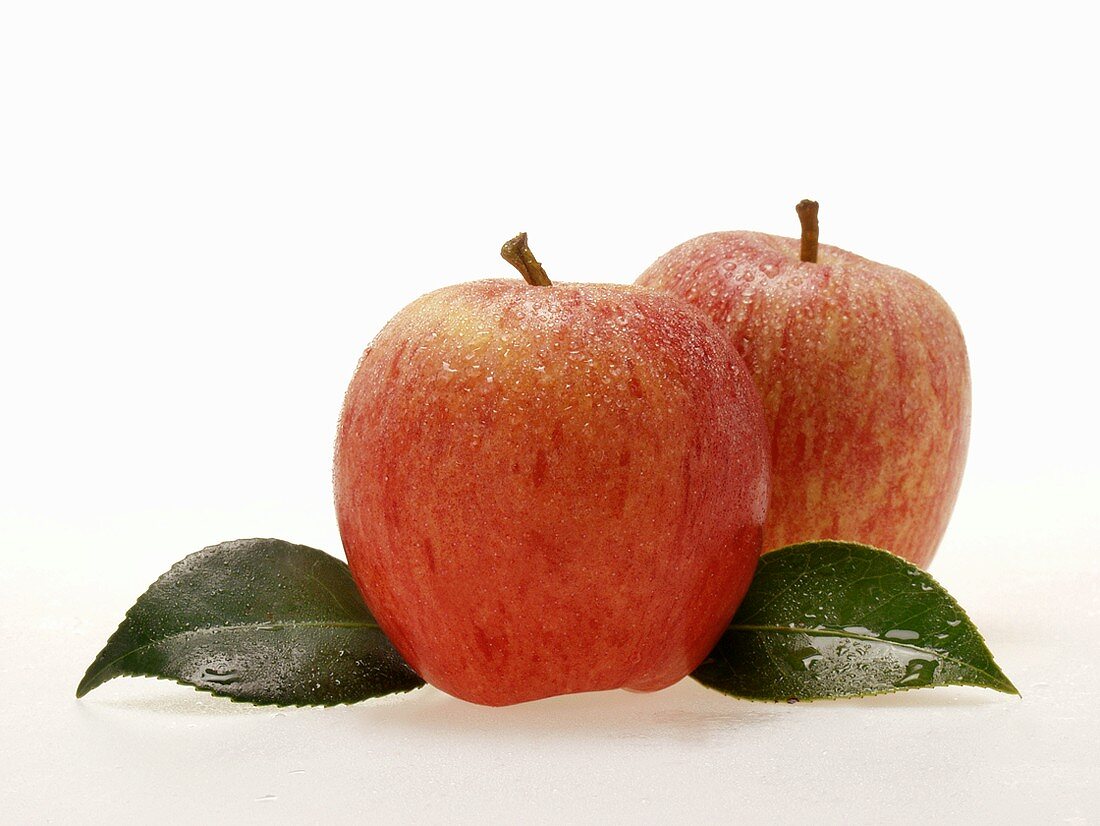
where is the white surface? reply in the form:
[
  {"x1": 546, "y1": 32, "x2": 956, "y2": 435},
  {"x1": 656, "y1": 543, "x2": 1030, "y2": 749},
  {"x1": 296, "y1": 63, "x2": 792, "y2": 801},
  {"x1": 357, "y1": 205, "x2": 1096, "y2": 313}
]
[
  {"x1": 2, "y1": 2, "x2": 1098, "y2": 824},
  {"x1": 3, "y1": 523, "x2": 1098, "y2": 824}
]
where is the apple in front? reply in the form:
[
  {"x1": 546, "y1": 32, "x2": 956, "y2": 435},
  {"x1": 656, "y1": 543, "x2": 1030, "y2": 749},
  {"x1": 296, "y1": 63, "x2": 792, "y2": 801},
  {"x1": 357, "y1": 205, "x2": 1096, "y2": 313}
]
[
  {"x1": 334, "y1": 241, "x2": 769, "y2": 706},
  {"x1": 637, "y1": 203, "x2": 969, "y2": 568}
]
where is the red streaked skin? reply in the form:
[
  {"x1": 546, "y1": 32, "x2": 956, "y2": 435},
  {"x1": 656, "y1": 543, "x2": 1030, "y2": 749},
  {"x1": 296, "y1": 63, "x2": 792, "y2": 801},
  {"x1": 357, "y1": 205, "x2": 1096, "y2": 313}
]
[
  {"x1": 334, "y1": 280, "x2": 769, "y2": 706},
  {"x1": 638, "y1": 232, "x2": 970, "y2": 569}
]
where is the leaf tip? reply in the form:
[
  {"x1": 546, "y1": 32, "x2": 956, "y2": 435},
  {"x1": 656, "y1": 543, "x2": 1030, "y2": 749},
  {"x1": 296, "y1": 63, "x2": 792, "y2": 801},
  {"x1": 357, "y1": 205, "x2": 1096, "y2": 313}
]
[
  {"x1": 976, "y1": 656, "x2": 1019, "y2": 697},
  {"x1": 1000, "y1": 676, "x2": 1021, "y2": 697},
  {"x1": 75, "y1": 665, "x2": 102, "y2": 699}
]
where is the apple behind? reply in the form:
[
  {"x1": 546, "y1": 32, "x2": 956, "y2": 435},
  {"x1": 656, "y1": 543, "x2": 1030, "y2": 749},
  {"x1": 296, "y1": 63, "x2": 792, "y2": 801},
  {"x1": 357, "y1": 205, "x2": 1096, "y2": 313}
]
[{"x1": 638, "y1": 230, "x2": 970, "y2": 568}]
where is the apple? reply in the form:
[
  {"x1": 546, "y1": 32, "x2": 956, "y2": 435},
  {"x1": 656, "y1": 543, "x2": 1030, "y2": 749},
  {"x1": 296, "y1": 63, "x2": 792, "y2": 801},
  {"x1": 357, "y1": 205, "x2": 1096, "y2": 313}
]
[
  {"x1": 637, "y1": 202, "x2": 969, "y2": 568},
  {"x1": 334, "y1": 235, "x2": 770, "y2": 706}
]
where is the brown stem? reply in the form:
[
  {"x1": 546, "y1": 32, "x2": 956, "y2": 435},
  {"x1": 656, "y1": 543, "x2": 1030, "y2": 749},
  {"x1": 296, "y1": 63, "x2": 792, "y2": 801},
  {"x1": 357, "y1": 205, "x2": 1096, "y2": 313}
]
[
  {"x1": 796, "y1": 199, "x2": 819, "y2": 263},
  {"x1": 501, "y1": 233, "x2": 552, "y2": 286}
]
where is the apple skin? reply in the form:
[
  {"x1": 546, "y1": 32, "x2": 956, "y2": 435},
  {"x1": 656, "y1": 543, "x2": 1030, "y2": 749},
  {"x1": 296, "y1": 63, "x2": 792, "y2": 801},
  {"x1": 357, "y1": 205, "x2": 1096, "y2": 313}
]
[
  {"x1": 334, "y1": 279, "x2": 769, "y2": 706},
  {"x1": 637, "y1": 232, "x2": 970, "y2": 569}
]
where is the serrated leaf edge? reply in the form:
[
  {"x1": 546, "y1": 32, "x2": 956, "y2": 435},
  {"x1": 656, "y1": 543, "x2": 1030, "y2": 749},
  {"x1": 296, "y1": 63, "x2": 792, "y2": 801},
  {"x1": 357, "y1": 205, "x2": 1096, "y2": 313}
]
[
  {"x1": 76, "y1": 539, "x2": 418, "y2": 704},
  {"x1": 726, "y1": 623, "x2": 1018, "y2": 695},
  {"x1": 100, "y1": 670, "x2": 425, "y2": 709},
  {"x1": 76, "y1": 619, "x2": 385, "y2": 698},
  {"x1": 699, "y1": 624, "x2": 1019, "y2": 702},
  {"x1": 694, "y1": 540, "x2": 1020, "y2": 702}
]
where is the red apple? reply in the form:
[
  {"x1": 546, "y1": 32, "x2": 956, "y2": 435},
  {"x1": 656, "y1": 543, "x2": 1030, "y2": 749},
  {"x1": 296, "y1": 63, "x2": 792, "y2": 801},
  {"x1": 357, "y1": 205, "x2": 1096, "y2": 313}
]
[
  {"x1": 637, "y1": 202, "x2": 969, "y2": 568},
  {"x1": 334, "y1": 235, "x2": 769, "y2": 706}
]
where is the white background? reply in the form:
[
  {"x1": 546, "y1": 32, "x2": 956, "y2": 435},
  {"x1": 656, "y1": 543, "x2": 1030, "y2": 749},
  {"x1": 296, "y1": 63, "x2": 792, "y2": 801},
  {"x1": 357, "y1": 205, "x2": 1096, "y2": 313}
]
[{"x1": 2, "y1": 2, "x2": 1098, "y2": 823}]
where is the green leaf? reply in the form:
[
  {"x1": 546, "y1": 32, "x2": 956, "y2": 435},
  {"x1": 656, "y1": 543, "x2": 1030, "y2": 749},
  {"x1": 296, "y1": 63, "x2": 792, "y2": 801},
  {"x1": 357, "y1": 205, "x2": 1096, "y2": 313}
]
[
  {"x1": 76, "y1": 538, "x2": 424, "y2": 705},
  {"x1": 692, "y1": 541, "x2": 1018, "y2": 701}
]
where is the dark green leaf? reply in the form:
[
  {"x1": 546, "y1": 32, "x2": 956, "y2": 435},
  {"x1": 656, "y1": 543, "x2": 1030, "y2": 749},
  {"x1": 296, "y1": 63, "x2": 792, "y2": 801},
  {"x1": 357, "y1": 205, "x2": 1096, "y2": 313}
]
[
  {"x1": 76, "y1": 538, "x2": 424, "y2": 705},
  {"x1": 693, "y1": 541, "x2": 1018, "y2": 701}
]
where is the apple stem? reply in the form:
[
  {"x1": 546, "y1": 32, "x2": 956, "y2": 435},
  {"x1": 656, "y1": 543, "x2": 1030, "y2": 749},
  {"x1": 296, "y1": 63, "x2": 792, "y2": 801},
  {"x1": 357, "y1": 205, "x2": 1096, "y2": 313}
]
[
  {"x1": 796, "y1": 199, "x2": 819, "y2": 263},
  {"x1": 501, "y1": 233, "x2": 552, "y2": 287}
]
